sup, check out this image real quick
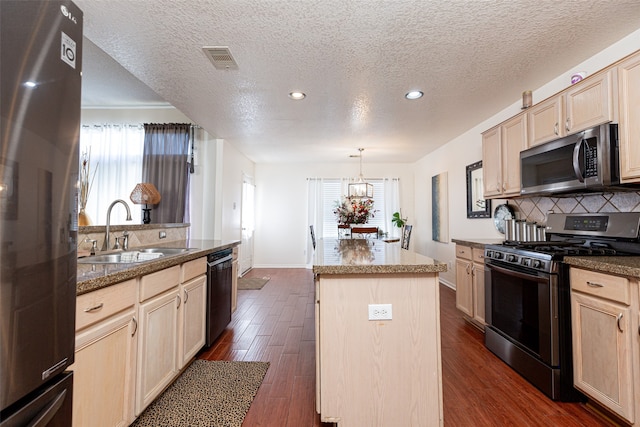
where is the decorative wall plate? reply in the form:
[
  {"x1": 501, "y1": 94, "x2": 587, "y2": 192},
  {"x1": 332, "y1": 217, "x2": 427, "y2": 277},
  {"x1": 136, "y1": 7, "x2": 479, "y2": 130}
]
[{"x1": 493, "y1": 204, "x2": 515, "y2": 234}]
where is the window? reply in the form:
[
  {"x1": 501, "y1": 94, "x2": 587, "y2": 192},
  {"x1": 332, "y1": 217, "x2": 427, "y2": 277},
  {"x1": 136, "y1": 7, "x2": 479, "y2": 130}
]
[
  {"x1": 79, "y1": 124, "x2": 144, "y2": 224},
  {"x1": 321, "y1": 179, "x2": 388, "y2": 238}
]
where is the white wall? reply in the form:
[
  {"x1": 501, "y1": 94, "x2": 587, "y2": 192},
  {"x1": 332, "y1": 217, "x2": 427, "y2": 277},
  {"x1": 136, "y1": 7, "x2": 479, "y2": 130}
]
[
  {"x1": 253, "y1": 162, "x2": 415, "y2": 268},
  {"x1": 414, "y1": 29, "x2": 640, "y2": 287}
]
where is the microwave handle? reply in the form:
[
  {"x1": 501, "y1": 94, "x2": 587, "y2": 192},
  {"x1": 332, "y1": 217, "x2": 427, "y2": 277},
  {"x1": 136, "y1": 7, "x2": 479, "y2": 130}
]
[{"x1": 572, "y1": 137, "x2": 585, "y2": 183}]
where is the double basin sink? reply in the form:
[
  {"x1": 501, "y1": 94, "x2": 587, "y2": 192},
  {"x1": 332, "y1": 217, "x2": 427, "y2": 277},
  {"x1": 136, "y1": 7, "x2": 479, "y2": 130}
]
[{"x1": 78, "y1": 247, "x2": 196, "y2": 264}]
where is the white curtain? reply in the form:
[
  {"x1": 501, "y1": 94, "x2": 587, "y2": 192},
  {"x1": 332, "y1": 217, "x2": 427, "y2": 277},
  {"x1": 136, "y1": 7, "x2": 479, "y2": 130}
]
[
  {"x1": 383, "y1": 178, "x2": 401, "y2": 237},
  {"x1": 79, "y1": 124, "x2": 144, "y2": 224}
]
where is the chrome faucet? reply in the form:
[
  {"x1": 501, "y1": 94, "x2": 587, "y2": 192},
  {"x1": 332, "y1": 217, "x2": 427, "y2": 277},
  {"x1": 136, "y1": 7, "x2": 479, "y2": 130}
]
[{"x1": 103, "y1": 199, "x2": 132, "y2": 251}]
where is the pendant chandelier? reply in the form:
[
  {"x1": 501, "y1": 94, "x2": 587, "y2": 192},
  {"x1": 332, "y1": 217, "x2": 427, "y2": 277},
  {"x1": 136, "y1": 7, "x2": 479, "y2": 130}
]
[{"x1": 348, "y1": 148, "x2": 373, "y2": 199}]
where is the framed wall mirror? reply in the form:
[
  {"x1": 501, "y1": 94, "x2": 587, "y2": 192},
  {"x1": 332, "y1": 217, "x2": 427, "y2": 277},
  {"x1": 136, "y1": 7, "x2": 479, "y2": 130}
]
[{"x1": 466, "y1": 161, "x2": 491, "y2": 218}]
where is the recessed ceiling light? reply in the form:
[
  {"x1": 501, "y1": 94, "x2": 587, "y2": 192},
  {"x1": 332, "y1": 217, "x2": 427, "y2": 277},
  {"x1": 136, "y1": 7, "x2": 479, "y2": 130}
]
[
  {"x1": 405, "y1": 90, "x2": 423, "y2": 100},
  {"x1": 289, "y1": 91, "x2": 306, "y2": 100},
  {"x1": 24, "y1": 81, "x2": 37, "y2": 88}
]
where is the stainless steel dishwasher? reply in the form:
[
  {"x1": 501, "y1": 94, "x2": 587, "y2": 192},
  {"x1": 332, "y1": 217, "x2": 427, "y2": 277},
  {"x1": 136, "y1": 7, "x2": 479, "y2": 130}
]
[{"x1": 206, "y1": 248, "x2": 233, "y2": 346}]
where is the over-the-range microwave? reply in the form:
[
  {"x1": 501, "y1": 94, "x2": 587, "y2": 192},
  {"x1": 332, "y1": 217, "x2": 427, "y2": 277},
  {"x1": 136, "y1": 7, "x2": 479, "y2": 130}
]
[{"x1": 520, "y1": 123, "x2": 630, "y2": 196}]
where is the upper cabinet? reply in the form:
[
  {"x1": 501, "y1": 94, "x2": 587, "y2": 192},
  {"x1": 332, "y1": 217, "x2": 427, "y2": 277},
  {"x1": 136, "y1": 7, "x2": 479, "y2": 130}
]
[
  {"x1": 527, "y1": 70, "x2": 614, "y2": 148},
  {"x1": 483, "y1": 113, "x2": 526, "y2": 199},
  {"x1": 618, "y1": 53, "x2": 640, "y2": 183}
]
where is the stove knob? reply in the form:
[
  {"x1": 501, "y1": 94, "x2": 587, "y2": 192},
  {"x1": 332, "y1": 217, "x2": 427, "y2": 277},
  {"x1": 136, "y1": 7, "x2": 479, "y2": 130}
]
[
  {"x1": 507, "y1": 254, "x2": 518, "y2": 262},
  {"x1": 495, "y1": 252, "x2": 503, "y2": 260},
  {"x1": 521, "y1": 258, "x2": 530, "y2": 267},
  {"x1": 533, "y1": 260, "x2": 544, "y2": 269},
  {"x1": 486, "y1": 250, "x2": 493, "y2": 258}
]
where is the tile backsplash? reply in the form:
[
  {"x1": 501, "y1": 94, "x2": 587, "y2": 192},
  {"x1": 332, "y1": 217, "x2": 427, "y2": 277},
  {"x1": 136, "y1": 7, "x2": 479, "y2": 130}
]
[
  {"x1": 509, "y1": 191, "x2": 640, "y2": 225},
  {"x1": 78, "y1": 224, "x2": 188, "y2": 253}
]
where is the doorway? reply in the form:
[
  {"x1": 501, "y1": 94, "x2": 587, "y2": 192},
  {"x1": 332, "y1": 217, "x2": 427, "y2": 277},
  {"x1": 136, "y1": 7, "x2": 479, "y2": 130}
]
[{"x1": 240, "y1": 174, "x2": 255, "y2": 275}]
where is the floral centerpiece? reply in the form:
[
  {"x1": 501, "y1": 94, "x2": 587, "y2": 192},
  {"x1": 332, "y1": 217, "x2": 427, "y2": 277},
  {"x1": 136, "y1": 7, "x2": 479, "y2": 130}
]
[{"x1": 333, "y1": 197, "x2": 376, "y2": 224}]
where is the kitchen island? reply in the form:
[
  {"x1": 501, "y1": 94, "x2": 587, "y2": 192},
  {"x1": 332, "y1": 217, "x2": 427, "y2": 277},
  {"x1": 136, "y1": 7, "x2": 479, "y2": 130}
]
[{"x1": 313, "y1": 238, "x2": 447, "y2": 427}]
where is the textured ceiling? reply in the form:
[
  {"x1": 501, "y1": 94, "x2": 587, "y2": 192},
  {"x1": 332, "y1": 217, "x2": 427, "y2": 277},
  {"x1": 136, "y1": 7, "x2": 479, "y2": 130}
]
[{"x1": 77, "y1": 0, "x2": 640, "y2": 164}]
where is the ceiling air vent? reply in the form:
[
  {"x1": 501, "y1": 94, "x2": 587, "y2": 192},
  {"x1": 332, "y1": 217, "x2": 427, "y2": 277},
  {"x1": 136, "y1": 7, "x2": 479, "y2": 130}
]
[{"x1": 203, "y1": 46, "x2": 239, "y2": 70}]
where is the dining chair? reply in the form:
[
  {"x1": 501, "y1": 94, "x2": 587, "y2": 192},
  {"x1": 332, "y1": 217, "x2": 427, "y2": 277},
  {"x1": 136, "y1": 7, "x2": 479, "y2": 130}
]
[
  {"x1": 401, "y1": 225, "x2": 412, "y2": 250},
  {"x1": 310, "y1": 225, "x2": 316, "y2": 249}
]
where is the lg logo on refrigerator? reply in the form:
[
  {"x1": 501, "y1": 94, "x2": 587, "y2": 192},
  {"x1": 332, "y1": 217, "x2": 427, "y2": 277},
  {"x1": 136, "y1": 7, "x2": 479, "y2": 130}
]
[{"x1": 59, "y1": 5, "x2": 77, "y2": 24}]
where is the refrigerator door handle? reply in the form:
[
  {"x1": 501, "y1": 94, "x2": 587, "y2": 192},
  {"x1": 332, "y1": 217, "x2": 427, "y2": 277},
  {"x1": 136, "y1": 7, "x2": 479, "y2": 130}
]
[{"x1": 25, "y1": 389, "x2": 67, "y2": 427}]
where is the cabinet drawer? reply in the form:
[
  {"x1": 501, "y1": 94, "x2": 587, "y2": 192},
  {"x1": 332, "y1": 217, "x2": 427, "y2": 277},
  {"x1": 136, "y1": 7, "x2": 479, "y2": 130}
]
[
  {"x1": 472, "y1": 248, "x2": 486, "y2": 264},
  {"x1": 570, "y1": 268, "x2": 630, "y2": 305},
  {"x1": 140, "y1": 265, "x2": 180, "y2": 302},
  {"x1": 76, "y1": 279, "x2": 136, "y2": 331},
  {"x1": 181, "y1": 257, "x2": 207, "y2": 283},
  {"x1": 456, "y1": 245, "x2": 472, "y2": 260}
]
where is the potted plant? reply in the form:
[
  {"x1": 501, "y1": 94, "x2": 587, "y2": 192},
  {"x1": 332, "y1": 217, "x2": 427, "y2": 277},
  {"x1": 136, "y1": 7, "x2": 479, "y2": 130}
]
[{"x1": 391, "y1": 211, "x2": 407, "y2": 229}]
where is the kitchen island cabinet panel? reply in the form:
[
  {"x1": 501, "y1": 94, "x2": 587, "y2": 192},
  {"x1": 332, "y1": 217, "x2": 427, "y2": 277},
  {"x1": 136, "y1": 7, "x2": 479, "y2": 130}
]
[{"x1": 317, "y1": 273, "x2": 443, "y2": 426}]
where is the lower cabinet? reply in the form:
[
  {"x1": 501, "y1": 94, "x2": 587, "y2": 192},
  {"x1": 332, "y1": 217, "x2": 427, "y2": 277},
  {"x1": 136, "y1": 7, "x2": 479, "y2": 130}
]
[
  {"x1": 72, "y1": 279, "x2": 138, "y2": 427},
  {"x1": 73, "y1": 254, "x2": 218, "y2": 423},
  {"x1": 232, "y1": 246, "x2": 239, "y2": 313},
  {"x1": 455, "y1": 244, "x2": 486, "y2": 328},
  {"x1": 570, "y1": 267, "x2": 639, "y2": 424},
  {"x1": 136, "y1": 285, "x2": 181, "y2": 415}
]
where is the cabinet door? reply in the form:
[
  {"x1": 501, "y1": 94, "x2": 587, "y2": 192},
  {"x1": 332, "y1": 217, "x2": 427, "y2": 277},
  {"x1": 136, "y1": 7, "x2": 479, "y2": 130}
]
[
  {"x1": 472, "y1": 262, "x2": 486, "y2": 326},
  {"x1": 571, "y1": 292, "x2": 634, "y2": 423},
  {"x1": 501, "y1": 114, "x2": 526, "y2": 197},
  {"x1": 565, "y1": 70, "x2": 614, "y2": 134},
  {"x1": 72, "y1": 310, "x2": 137, "y2": 427},
  {"x1": 136, "y1": 288, "x2": 180, "y2": 415},
  {"x1": 455, "y1": 259, "x2": 473, "y2": 317},
  {"x1": 527, "y1": 95, "x2": 564, "y2": 147},
  {"x1": 180, "y1": 274, "x2": 207, "y2": 368},
  {"x1": 482, "y1": 126, "x2": 502, "y2": 198},
  {"x1": 618, "y1": 52, "x2": 640, "y2": 183},
  {"x1": 232, "y1": 256, "x2": 239, "y2": 313}
]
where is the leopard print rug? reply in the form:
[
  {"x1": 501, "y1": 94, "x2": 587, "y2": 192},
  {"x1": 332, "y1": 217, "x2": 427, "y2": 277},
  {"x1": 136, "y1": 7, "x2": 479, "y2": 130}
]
[{"x1": 131, "y1": 360, "x2": 270, "y2": 427}]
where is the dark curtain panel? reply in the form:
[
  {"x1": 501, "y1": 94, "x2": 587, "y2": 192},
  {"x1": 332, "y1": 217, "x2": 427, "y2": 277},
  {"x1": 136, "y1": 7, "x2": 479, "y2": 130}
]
[{"x1": 142, "y1": 123, "x2": 190, "y2": 224}]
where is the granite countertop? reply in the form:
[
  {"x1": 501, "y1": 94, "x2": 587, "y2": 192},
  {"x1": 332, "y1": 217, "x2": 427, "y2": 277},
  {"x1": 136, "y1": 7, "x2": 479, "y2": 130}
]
[
  {"x1": 76, "y1": 239, "x2": 240, "y2": 295},
  {"x1": 312, "y1": 238, "x2": 447, "y2": 275},
  {"x1": 451, "y1": 238, "x2": 504, "y2": 249},
  {"x1": 564, "y1": 256, "x2": 640, "y2": 279}
]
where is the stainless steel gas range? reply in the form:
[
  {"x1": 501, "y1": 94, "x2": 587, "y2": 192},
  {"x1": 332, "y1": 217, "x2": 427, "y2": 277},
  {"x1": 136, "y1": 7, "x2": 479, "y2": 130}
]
[{"x1": 483, "y1": 212, "x2": 640, "y2": 401}]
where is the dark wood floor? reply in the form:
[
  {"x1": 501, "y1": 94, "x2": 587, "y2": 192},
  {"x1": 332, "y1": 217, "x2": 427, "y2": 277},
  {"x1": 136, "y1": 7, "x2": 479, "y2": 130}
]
[{"x1": 198, "y1": 268, "x2": 615, "y2": 426}]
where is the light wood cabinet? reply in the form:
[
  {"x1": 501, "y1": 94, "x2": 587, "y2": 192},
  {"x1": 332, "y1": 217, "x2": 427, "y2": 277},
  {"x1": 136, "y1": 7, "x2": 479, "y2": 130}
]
[
  {"x1": 136, "y1": 266, "x2": 181, "y2": 416},
  {"x1": 72, "y1": 279, "x2": 137, "y2": 427},
  {"x1": 618, "y1": 51, "x2": 640, "y2": 183},
  {"x1": 565, "y1": 70, "x2": 614, "y2": 135},
  {"x1": 455, "y1": 246, "x2": 473, "y2": 317},
  {"x1": 527, "y1": 95, "x2": 564, "y2": 147},
  {"x1": 179, "y1": 258, "x2": 207, "y2": 369},
  {"x1": 570, "y1": 267, "x2": 637, "y2": 424},
  {"x1": 482, "y1": 114, "x2": 526, "y2": 199},
  {"x1": 455, "y1": 244, "x2": 486, "y2": 328},
  {"x1": 471, "y1": 249, "x2": 486, "y2": 326},
  {"x1": 527, "y1": 70, "x2": 614, "y2": 148}
]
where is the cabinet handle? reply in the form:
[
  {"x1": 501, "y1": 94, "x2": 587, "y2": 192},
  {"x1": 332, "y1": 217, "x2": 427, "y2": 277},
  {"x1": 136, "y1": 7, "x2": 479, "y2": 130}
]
[
  {"x1": 131, "y1": 317, "x2": 138, "y2": 337},
  {"x1": 83, "y1": 303, "x2": 104, "y2": 313},
  {"x1": 617, "y1": 313, "x2": 623, "y2": 333},
  {"x1": 176, "y1": 295, "x2": 181, "y2": 309},
  {"x1": 471, "y1": 265, "x2": 476, "y2": 276},
  {"x1": 554, "y1": 123, "x2": 559, "y2": 135},
  {"x1": 184, "y1": 289, "x2": 189, "y2": 304},
  {"x1": 586, "y1": 281, "x2": 604, "y2": 288},
  {"x1": 565, "y1": 118, "x2": 570, "y2": 132},
  {"x1": 466, "y1": 264, "x2": 471, "y2": 274}
]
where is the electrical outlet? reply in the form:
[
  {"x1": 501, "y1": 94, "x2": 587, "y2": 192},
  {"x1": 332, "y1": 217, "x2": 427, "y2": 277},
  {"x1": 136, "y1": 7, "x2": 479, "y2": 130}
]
[{"x1": 368, "y1": 304, "x2": 392, "y2": 321}]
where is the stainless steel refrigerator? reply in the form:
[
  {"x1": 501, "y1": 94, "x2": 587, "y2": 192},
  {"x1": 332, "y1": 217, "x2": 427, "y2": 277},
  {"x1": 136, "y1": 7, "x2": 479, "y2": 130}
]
[{"x1": 1, "y1": 1, "x2": 82, "y2": 425}]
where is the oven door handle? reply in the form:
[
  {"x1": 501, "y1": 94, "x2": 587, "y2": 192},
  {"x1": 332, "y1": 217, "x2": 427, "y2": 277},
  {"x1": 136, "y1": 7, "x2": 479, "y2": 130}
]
[{"x1": 487, "y1": 262, "x2": 545, "y2": 281}]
